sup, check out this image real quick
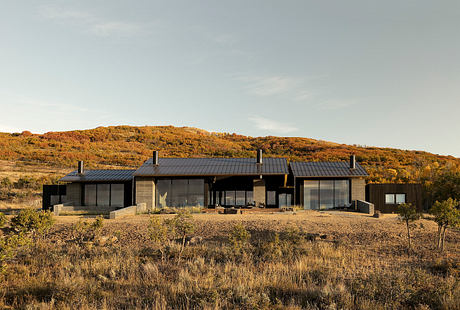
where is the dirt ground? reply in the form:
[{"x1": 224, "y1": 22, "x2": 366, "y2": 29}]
[{"x1": 50, "y1": 210, "x2": 460, "y2": 270}]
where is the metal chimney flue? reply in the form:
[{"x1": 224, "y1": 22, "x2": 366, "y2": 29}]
[
  {"x1": 350, "y1": 155, "x2": 356, "y2": 169},
  {"x1": 77, "y1": 161, "x2": 84, "y2": 175},
  {"x1": 257, "y1": 149, "x2": 263, "y2": 164},
  {"x1": 153, "y1": 151, "x2": 159, "y2": 165}
]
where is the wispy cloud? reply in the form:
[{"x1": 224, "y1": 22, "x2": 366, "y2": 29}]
[
  {"x1": 236, "y1": 75, "x2": 299, "y2": 96},
  {"x1": 248, "y1": 116, "x2": 298, "y2": 134},
  {"x1": 38, "y1": 5, "x2": 145, "y2": 37}
]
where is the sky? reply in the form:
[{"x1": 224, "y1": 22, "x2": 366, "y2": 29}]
[{"x1": 1, "y1": 1, "x2": 459, "y2": 157}]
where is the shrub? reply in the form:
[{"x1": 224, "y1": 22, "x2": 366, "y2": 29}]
[
  {"x1": 0, "y1": 232, "x2": 30, "y2": 273},
  {"x1": 149, "y1": 216, "x2": 168, "y2": 260},
  {"x1": 228, "y1": 222, "x2": 251, "y2": 256},
  {"x1": 0, "y1": 212, "x2": 7, "y2": 228},
  {"x1": 71, "y1": 216, "x2": 104, "y2": 244},
  {"x1": 10, "y1": 209, "x2": 55, "y2": 236}
]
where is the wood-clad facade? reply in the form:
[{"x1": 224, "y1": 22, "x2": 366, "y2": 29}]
[{"x1": 366, "y1": 183, "x2": 423, "y2": 213}]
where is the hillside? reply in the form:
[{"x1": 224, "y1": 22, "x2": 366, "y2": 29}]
[{"x1": 0, "y1": 125, "x2": 459, "y2": 183}]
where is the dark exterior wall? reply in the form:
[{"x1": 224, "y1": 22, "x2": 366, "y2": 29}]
[
  {"x1": 42, "y1": 185, "x2": 67, "y2": 210},
  {"x1": 366, "y1": 183, "x2": 423, "y2": 213}
]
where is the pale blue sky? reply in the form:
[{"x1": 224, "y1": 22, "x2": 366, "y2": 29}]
[{"x1": 1, "y1": 1, "x2": 459, "y2": 157}]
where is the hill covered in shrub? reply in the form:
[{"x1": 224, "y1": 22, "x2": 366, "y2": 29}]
[{"x1": 0, "y1": 125, "x2": 459, "y2": 184}]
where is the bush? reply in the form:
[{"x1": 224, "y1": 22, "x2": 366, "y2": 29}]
[
  {"x1": 0, "y1": 212, "x2": 7, "y2": 228},
  {"x1": 10, "y1": 209, "x2": 54, "y2": 235},
  {"x1": 71, "y1": 216, "x2": 104, "y2": 244},
  {"x1": 228, "y1": 223, "x2": 251, "y2": 256}
]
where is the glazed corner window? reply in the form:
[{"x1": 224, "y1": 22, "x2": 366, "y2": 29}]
[
  {"x1": 395, "y1": 194, "x2": 406, "y2": 204},
  {"x1": 385, "y1": 194, "x2": 395, "y2": 204}
]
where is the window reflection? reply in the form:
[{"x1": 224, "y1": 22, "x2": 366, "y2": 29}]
[{"x1": 155, "y1": 179, "x2": 204, "y2": 208}]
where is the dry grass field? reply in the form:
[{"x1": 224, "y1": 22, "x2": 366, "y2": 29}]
[{"x1": 1, "y1": 210, "x2": 459, "y2": 309}]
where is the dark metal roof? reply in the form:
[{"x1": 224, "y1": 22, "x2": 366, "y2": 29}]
[
  {"x1": 290, "y1": 161, "x2": 368, "y2": 178},
  {"x1": 60, "y1": 170, "x2": 135, "y2": 182},
  {"x1": 133, "y1": 158, "x2": 289, "y2": 177}
]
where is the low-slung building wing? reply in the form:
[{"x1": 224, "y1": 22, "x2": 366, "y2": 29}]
[
  {"x1": 133, "y1": 157, "x2": 289, "y2": 176},
  {"x1": 290, "y1": 162, "x2": 368, "y2": 178},
  {"x1": 59, "y1": 170, "x2": 135, "y2": 182}
]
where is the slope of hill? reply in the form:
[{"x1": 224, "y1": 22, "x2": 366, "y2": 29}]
[{"x1": 0, "y1": 125, "x2": 458, "y2": 183}]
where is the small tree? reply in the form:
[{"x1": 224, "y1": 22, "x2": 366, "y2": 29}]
[
  {"x1": 149, "y1": 216, "x2": 168, "y2": 260},
  {"x1": 229, "y1": 222, "x2": 251, "y2": 256},
  {"x1": 430, "y1": 198, "x2": 460, "y2": 251},
  {"x1": 397, "y1": 203, "x2": 420, "y2": 252},
  {"x1": 173, "y1": 210, "x2": 195, "y2": 257}
]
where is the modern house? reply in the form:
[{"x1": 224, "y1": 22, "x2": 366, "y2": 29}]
[
  {"x1": 291, "y1": 156, "x2": 368, "y2": 210},
  {"x1": 44, "y1": 150, "x2": 421, "y2": 213}
]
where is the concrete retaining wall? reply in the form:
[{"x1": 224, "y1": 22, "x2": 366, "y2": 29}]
[
  {"x1": 357, "y1": 200, "x2": 374, "y2": 215},
  {"x1": 53, "y1": 204, "x2": 116, "y2": 216},
  {"x1": 109, "y1": 203, "x2": 147, "y2": 219}
]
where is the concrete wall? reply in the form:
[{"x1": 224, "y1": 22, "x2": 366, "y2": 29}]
[
  {"x1": 109, "y1": 203, "x2": 147, "y2": 219},
  {"x1": 357, "y1": 200, "x2": 374, "y2": 215},
  {"x1": 351, "y1": 178, "x2": 366, "y2": 202},
  {"x1": 135, "y1": 177, "x2": 155, "y2": 210},
  {"x1": 63, "y1": 183, "x2": 81, "y2": 206},
  {"x1": 253, "y1": 179, "x2": 266, "y2": 207}
]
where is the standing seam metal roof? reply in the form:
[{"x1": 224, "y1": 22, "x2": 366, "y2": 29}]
[
  {"x1": 290, "y1": 161, "x2": 368, "y2": 177},
  {"x1": 59, "y1": 170, "x2": 135, "y2": 182},
  {"x1": 133, "y1": 157, "x2": 289, "y2": 176}
]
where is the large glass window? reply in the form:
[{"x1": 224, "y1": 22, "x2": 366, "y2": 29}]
[
  {"x1": 278, "y1": 193, "x2": 292, "y2": 208},
  {"x1": 97, "y1": 184, "x2": 110, "y2": 206},
  {"x1": 334, "y1": 180, "x2": 349, "y2": 207},
  {"x1": 85, "y1": 184, "x2": 97, "y2": 206},
  {"x1": 304, "y1": 180, "x2": 319, "y2": 210},
  {"x1": 304, "y1": 180, "x2": 350, "y2": 210},
  {"x1": 246, "y1": 191, "x2": 253, "y2": 205},
  {"x1": 171, "y1": 180, "x2": 188, "y2": 207},
  {"x1": 385, "y1": 194, "x2": 395, "y2": 204},
  {"x1": 156, "y1": 179, "x2": 171, "y2": 208},
  {"x1": 155, "y1": 179, "x2": 204, "y2": 208},
  {"x1": 188, "y1": 179, "x2": 204, "y2": 207},
  {"x1": 111, "y1": 184, "x2": 124, "y2": 207},
  {"x1": 225, "y1": 190, "x2": 235, "y2": 206},
  {"x1": 266, "y1": 191, "x2": 276, "y2": 206},
  {"x1": 319, "y1": 180, "x2": 334, "y2": 209},
  {"x1": 235, "y1": 191, "x2": 246, "y2": 206}
]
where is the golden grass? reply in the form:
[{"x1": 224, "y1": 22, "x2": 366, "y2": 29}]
[{"x1": 0, "y1": 210, "x2": 459, "y2": 309}]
